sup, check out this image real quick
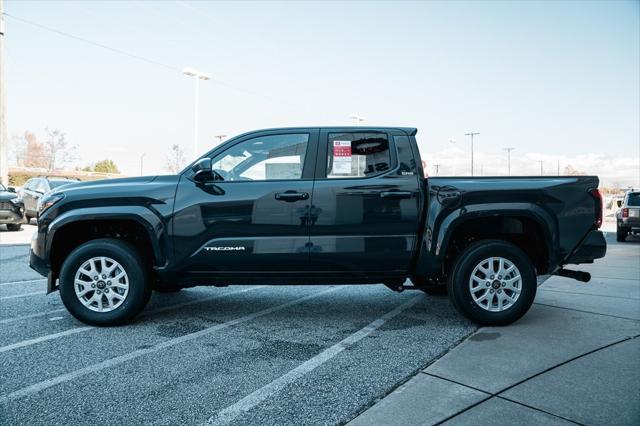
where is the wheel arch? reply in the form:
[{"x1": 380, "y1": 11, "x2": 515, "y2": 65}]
[
  {"x1": 47, "y1": 207, "x2": 166, "y2": 281},
  {"x1": 415, "y1": 203, "x2": 559, "y2": 279}
]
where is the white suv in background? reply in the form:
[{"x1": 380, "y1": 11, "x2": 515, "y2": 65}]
[{"x1": 616, "y1": 190, "x2": 640, "y2": 242}]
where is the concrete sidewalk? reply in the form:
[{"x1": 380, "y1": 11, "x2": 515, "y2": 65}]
[{"x1": 350, "y1": 233, "x2": 640, "y2": 425}]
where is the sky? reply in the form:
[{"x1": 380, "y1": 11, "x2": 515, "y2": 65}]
[{"x1": 3, "y1": 0, "x2": 639, "y2": 186}]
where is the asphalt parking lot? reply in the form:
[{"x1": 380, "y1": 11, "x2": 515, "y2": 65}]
[
  {"x1": 1, "y1": 225, "x2": 637, "y2": 425},
  {"x1": 0, "y1": 240, "x2": 475, "y2": 425}
]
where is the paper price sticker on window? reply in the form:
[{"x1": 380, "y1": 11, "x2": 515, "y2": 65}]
[
  {"x1": 333, "y1": 141, "x2": 352, "y2": 174},
  {"x1": 333, "y1": 141, "x2": 352, "y2": 157}
]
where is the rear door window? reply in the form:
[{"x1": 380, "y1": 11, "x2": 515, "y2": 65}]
[{"x1": 325, "y1": 132, "x2": 392, "y2": 179}]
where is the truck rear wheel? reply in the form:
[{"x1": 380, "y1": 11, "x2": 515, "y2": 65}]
[
  {"x1": 447, "y1": 240, "x2": 536, "y2": 326},
  {"x1": 59, "y1": 238, "x2": 151, "y2": 326}
]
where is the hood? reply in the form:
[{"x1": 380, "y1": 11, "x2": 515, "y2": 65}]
[
  {"x1": 0, "y1": 191, "x2": 19, "y2": 202},
  {"x1": 55, "y1": 176, "x2": 159, "y2": 193}
]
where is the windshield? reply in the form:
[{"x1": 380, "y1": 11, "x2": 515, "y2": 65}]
[
  {"x1": 627, "y1": 193, "x2": 640, "y2": 207},
  {"x1": 0, "y1": 183, "x2": 6, "y2": 191}
]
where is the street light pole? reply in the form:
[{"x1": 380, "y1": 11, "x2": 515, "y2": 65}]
[
  {"x1": 350, "y1": 115, "x2": 365, "y2": 125},
  {"x1": 464, "y1": 132, "x2": 480, "y2": 176},
  {"x1": 140, "y1": 153, "x2": 145, "y2": 176},
  {"x1": 214, "y1": 134, "x2": 227, "y2": 145},
  {"x1": 504, "y1": 147, "x2": 515, "y2": 176},
  {"x1": 183, "y1": 68, "x2": 211, "y2": 159}
]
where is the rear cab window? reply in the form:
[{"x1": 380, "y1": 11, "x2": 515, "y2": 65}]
[{"x1": 325, "y1": 132, "x2": 393, "y2": 179}]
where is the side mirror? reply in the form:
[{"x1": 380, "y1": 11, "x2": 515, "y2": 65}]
[
  {"x1": 616, "y1": 200, "x2": 622, "y2": 208},
  {"x1": 7, "y1": 186, "x2": 16, "y2": 193},
  {"x1": 192, "y1": 157, "x2": 212, "y2": 180}
]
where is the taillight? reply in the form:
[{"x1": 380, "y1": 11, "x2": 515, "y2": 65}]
[
  {"x1": 589, "y1": 188, "x2": 603, "y2": 229},
  {"x1": 622, "y1": 208, "x2": 629, "y2": 218}
]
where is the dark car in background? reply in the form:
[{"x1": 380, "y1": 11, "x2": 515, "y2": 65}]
[
  {"x1": 616, "y1": 190, "x2": 640, "y2": 242},
  {"x1": 0, "y1": 182, "x2": 25, "y2": 231},
  {"x1": 20, "y1": 177, "x2": 79, "y2": 222}
]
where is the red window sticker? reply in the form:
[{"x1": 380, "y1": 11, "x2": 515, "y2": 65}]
[{"x1": 333, "y1": 141, "x2": 352, "y2": 157}]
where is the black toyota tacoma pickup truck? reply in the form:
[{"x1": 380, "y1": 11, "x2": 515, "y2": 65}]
[{"x1": 29, "y1": 127, "x2": 606, "y2": 326}]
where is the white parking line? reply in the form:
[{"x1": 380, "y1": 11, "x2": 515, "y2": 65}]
[
  {"x1": 204, "y1": 294, "x2": 423, "y2": 426},
  {"x1": 0, "y1": 309, "x2": 67, "y2": 325},
  {"x1": 0, "y1": 278, "x2": 46, "y2": 287},
  {"x1": 0, "y1": 287, "x2": 262, "y2": 354},
  {"x1": 0, "y1": 286, "x2": 339, "y2": 403},
  {"x1": 0, "y1": 291, "x2": 44, "y2": 300},
  {"x1": 0, "y1": 327, "x2": 93, "y2": 353}
]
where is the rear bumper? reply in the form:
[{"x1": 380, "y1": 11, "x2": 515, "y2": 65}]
[
  {"x1": 619, "y1": 217, "x2": 640, "y2": 231},
  {"x1": 565, "y1": 230, "x2": 607, "y2": 265}
]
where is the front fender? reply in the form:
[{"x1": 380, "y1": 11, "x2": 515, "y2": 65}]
[{"x1": 46, "y1": 206, "x2": 167, "y2": 268}]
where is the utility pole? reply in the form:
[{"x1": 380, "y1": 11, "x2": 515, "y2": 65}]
[
  {"x1": 557, "y1": 160, "x2": 560, "y2": 176},
  {"x1": 433, "y1": 163, "x2": 440, "y2": 176},
  {"x1": 537, "y1": 160, "x2": 544, "y2": 176},
  {"x1": 504, "y1": 147, "x2": 515, "y2": 176},
  {"x1": 0, "y1": 0, "x2": 7, "y2": 186},
  {"x1": 464, "y1": 132, "x2": 479, "y2": 176}
]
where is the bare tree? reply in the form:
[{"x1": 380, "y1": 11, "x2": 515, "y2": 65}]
[
  {"x1": 166, "y1": 144, "x2": 187, "y2": 174},
  {"x1": 44, "y1": 128, "x2": 78, "y2": 170},
  {"x1": 23, "y1": 131, "x2": 49, "y2": 169}
]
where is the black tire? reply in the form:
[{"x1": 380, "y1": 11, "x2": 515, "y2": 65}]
[
  {"x1": 410, "y1": 277, "x2": 448, "y2": 296},
  {"x1": 447, "y1": 240, "x2": 537, "y2": 326},
  {"x1": 6, "y1": 223, "x2": 21, "y2": 231},
  {"x1": 616, "y1": 227, "x2": 627, "y2": 242},
  {"x1": 59, "y1": 238, "x2": 151, "y2": 326}
]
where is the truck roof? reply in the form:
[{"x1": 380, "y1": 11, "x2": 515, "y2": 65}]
[{"x1": 237, "y1": 126, "x2": 418, "y2": 136}]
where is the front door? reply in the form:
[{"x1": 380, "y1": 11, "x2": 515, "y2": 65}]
[
  {"x1": 173, "y1": 129, "x2": 318, "y2": 274},
  {"x1": 308, "y1": 129, "x2": 421, "y2": 275}
]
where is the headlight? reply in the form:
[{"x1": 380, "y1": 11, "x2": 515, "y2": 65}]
[{"x1": 38, "y1": 193, "x2": 65, "y2": 213}]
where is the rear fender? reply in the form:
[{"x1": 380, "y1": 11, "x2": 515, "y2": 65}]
[{"x1": 415, "y1": 202, "x2": 558, "y2": 277}]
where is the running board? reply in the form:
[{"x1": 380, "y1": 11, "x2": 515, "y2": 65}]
[{"x1": 553, "y1": 268, "x2": 591, "y2": 283}]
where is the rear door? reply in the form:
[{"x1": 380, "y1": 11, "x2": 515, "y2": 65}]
[
  {"x1": 308, "y1": 129, "x2": 421, "y2": 274},
  {"x1": 173, "y1": 129, "x2": 318, "y2": 274}
]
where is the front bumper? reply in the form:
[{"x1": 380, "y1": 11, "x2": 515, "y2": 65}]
[
  {"x1": 29, "y1": 230, "x2": 57, "y2": 292},
  {"x1": 565, "y1": 230, "x2": 607, "y2": 265},
  {"x1": 0, "y1": 208, "x2": 24, "y2": 224}
]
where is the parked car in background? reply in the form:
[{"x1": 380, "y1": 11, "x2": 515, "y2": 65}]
[
  {"x1": 616, "y1": 190, "x2": 640, "y2": 242},
  {"x1": 0, "y1": 183, "x2": 25, "y2": 231},
  {"x1": 20, "y1": 177, "x2": 79, "y2": 222}
]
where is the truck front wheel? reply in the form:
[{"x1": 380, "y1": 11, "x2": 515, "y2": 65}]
[
  {"x1": 59, "y1": 238, "x2": 151, "y2": 326},
  {"x1": 447, "y1": 240, "x2": 536, "y2": 326}
]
